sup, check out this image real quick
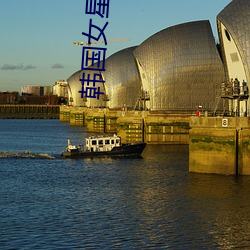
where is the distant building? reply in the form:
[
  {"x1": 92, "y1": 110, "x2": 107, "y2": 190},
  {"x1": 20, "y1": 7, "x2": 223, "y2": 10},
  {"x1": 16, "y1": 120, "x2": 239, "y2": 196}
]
[
  {"x1": 43, "y1": 86, "x2": 53, "y2": 96},
  {"x1": 20, "y1": 85, "x2": 59, "y2": 105},
  {"x1": 0, "y1": 92, "x2": 19, "y2": 104},
  {"x1": 21, "y1": 86, "x2": 40, "y2": 96},
  {"x1": 21, "y1": 86, "x2": 53, "y2": 96},
  {"x1": 22, "y1": 95, "x2": 59, "y2": 105},
  {"x1": 52, "y1": 80, "x2": 68, "y2": 98}
]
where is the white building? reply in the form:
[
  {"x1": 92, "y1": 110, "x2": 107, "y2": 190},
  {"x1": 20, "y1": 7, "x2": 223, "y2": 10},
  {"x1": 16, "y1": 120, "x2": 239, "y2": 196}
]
[{"x1": 53, "y1": 80, "x2": 68, "y2": 98}]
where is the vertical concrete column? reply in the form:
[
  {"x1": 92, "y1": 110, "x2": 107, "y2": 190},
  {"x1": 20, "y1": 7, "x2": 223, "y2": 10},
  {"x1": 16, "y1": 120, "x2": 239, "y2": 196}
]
[
  {"x1": 116, "y1": 111, "x2": 144, "y2": 143},
  {"x1": 189, "y1": 117, "x2": 236, "y2": 174},
  {"x1": 59, "y1": 106, "x2": 71, "y2": 122},
  {"x1": 144, "y1": 114, "x2": 189, "y2": 144},
  {"x1": 70, "y1": 108, "x2": 85, "y2": 126},
  {"x1": 84, "y1": 108, "x2": 105, "y2": 132},
  {"x1": 105, "y1": 110, "x2": 118, "y2": 134},
  {"x1": 238, "y1": 119, "x2": 250, "y2": 175},
  {"x1": 189, "y1": 117, "x2": 250, "y2": 175}
]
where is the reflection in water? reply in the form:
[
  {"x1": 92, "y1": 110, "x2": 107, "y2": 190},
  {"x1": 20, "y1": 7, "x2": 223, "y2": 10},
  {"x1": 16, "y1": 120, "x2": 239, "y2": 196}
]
[
  {"x1": 186, "y1": 174, "x2": 250, "y2": 248},
  {"x1": 112, "y1": 145, "x2": 250, "y2": 248}
]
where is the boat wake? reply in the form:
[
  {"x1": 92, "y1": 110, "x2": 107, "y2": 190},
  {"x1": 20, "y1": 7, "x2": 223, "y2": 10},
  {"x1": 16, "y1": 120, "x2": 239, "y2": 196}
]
[{"x1": 0, "y1": 151, "x2": 55, "y2": 159}]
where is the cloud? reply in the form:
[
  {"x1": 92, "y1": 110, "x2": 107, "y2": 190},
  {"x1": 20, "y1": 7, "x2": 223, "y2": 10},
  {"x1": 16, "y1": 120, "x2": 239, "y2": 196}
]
[
  {"x1": 23, "y1": 64, "x2": 36, "y2": 70},
  {"x1": 51, "y1": 63, "x2": 64, "y2": 69},
  {"x1": 1, "y1": 63, "x2": 36, "y2": 70}
]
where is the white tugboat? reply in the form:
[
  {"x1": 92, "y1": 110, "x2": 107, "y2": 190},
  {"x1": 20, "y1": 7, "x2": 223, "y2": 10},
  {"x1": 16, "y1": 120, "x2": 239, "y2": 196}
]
[{"x1": 62, "y1": 134, "x2": 146, "y2": 158}]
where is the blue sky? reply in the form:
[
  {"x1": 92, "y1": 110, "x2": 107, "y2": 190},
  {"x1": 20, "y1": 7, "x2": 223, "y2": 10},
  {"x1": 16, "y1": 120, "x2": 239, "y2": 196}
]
[{"x1": 0, "y1": 0, "x2": 231, "y2": 92}]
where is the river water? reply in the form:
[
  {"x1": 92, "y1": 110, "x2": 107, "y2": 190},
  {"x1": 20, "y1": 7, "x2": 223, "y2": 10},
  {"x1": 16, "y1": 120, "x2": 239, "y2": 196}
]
[{"x1": 0, "y1": 119, "x2": 250, "y2": 249}]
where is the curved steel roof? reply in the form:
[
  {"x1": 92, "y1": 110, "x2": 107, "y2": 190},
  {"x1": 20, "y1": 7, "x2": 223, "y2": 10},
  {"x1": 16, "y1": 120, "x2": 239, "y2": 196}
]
[
  {"x1": 67, "y1": 68, "x2": 106, "y2": 107},
  {"x1": 101, "y1": 46, "x2": 141, "y2": 109},
  {"x1": 217, "y1": 0, "x2": 250, "y2": 83},
  {"x1": 133, "y1": 20, "x2": 225, "y2": 111}
]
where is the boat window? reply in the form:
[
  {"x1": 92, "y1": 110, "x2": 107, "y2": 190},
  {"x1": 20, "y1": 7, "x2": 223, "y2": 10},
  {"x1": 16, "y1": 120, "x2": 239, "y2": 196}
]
[
  {"x1": 116, "y1": 139, "x2": 120, "y2": 144},
  {"x1": 98, "y1": 140, "x2": 103, "y2": 145},
  {"x1": 105, "y1": 140, "x2": 110, "y2": 144},
  {"x1": 92, "y1": 140, "x2": 97, "y2": 145},
  {"x1": 111, "y1": 139, "x2": 114, "y2": 144}
]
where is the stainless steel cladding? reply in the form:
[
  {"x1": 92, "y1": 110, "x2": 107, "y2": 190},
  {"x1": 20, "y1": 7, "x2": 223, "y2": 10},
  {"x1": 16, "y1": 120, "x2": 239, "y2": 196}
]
[
  {"x1": 217, "y1": 0, "x2": 250, "y2": 84},
  {"x1": 101, "y1": 46, "x2": 141, "y2": 109},
  {"x1": 133, "y1": 20, "x2": 225, "y2": 111},
  {"x1": 67, "y1": 69, "x2": 106, "y2": 107}
]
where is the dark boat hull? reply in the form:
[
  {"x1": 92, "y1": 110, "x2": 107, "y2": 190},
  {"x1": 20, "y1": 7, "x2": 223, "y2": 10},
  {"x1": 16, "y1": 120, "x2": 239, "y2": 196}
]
[{"x1": 62, "y1": 142, "x2": 146, "y2": 159}]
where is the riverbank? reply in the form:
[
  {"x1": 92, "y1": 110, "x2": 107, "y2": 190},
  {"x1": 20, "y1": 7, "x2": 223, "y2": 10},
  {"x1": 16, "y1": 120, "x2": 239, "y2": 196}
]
[{"x1": 0, "y1": 105, "x2": 59, "y2": 119}]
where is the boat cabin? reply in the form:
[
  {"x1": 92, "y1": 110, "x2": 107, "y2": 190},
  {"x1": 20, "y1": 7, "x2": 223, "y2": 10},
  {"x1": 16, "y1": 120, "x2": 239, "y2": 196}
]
[{"x1": 85, "y1": 135, "x2": 121, "y2": 152}]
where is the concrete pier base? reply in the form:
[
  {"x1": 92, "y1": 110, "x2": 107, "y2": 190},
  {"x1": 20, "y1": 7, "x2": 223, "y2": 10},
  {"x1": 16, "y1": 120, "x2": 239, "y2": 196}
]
[
  {"x1": 59, "y1": 106, "x2": 71, "y2": 122},
  {"x1": 145, "y1": 114, "x2": 189, "y2": 144},
  {"x1": 189, "y1": 117, "x2": 250, "y2": 175},
  {"x1": 84, "y1": 109, "x2": 105, "y2": 132},
  {"x1": 116, "y1": 111, "x2": 144, "y2": 143}
]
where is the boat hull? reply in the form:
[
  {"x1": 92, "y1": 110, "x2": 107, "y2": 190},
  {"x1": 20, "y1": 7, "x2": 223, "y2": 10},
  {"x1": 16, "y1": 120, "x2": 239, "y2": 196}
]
[{"x1": 62, "y1": 142, "x2": 146, "y2": 159}]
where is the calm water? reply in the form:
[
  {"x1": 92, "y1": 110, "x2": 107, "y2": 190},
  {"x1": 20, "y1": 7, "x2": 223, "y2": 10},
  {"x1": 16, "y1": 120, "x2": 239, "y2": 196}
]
[{"x1": 0, "y1": 120, "x2": 250, "y2": 249}]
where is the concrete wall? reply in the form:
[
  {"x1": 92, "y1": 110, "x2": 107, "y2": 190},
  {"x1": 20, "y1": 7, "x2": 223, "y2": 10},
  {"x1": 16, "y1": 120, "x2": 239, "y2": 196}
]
[
  {"x1": 240, "y1": 128, "x2": 250, "y2": 175},
  {"x1": 0, "y1": 105, "x2": 59, "y2": 119},
  {"x1": 59, "y1": 106, "x2": 71, "y2": 122},
  {"x1": 116, "y1": 111, "x2": 144, "y2": 143},
  {"x1": 145, "y1": 114, "x2": 189, "y2": 144},
  {"x1": 189, "y1": 117, "x2": 250, "y2": 175}
]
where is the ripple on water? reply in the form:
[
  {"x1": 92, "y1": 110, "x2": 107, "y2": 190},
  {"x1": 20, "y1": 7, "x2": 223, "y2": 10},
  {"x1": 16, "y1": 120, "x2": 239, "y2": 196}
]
[{"x1": 0, "y1": 121, "x2": 250, "y2": 249}]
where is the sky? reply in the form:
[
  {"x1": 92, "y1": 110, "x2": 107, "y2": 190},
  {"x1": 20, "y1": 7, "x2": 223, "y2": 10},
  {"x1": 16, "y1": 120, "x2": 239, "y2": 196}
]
[{"x1": 0, "y1": 0, "x2": 232, "y2": 92}]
